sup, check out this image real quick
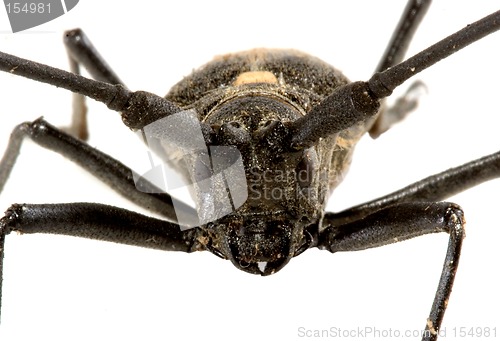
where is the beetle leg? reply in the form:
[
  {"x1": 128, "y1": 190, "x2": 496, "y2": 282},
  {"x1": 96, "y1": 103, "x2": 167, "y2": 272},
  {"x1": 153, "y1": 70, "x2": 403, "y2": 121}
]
[
  {"x1": 375, "y1": 0, "x2": 432, "y2": 73},
  {"x1": 0, "y1": 118, "x2": 197, "y2": 224},
  {"x1": 64, "y1": 28, "x2": 124, "y2": 86},
  {"x1": 318, "y1": 201, "x2": 464, "y2": 341},
  {"x1": 370, "y1": 80, "x2": 427, "y2": 138},
  {"x1": 369, "y1": 0, "x2": 431, "y2": 138},
  {"x1": 324, "y1": 150, "x2": 500, "y2": 226},
  {"x1": 0, "y1": 202, "x2": 202, "y2": 322},
  {"x1": 62, "y1": 28, "x2": 125, "y2": 140}
]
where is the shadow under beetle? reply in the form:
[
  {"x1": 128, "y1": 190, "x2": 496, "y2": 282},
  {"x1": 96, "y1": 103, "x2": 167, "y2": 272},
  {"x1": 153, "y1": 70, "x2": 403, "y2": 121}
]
[{"x1": 0, "y1": 1, "x2": 499, "y2": 339}]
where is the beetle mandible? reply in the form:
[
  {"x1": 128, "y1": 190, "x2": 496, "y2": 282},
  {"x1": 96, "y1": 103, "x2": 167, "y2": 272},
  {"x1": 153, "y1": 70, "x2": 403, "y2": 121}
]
[{"x1": 0, "y1": 1, "x2": 499, "y2": 340}]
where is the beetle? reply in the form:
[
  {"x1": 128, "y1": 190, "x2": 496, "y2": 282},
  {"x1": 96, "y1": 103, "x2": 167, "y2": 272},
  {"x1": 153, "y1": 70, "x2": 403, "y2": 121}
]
[{"x1": 0, "y1": 1, "x2": 500, "y2": 340}]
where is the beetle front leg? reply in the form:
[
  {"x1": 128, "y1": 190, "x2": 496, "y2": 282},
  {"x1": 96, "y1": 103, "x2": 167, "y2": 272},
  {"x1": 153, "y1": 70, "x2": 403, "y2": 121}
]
[
  {"x1": 0, "y1": 202, "x2": 203, "y2": 322},
  {"x1": 318, "y1": 202, "x2": 464, "y2": 341}
]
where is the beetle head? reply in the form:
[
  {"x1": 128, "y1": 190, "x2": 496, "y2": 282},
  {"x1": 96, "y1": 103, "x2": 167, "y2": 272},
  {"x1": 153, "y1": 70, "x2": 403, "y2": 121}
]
[{"x1": 198, "y1": 92, "x2": 324, "y2": 275}]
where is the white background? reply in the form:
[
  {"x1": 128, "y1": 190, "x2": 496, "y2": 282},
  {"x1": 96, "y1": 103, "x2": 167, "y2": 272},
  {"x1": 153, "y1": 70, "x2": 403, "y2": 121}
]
[{"x1": 0, "y1": 1, "x2": 499, "y2": 340}]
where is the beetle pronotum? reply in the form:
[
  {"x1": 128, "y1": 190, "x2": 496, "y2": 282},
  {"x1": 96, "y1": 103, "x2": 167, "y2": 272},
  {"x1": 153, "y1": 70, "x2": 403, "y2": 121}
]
[{"x1": 0, "y1": 1, "x2": 499, "y2": 340}]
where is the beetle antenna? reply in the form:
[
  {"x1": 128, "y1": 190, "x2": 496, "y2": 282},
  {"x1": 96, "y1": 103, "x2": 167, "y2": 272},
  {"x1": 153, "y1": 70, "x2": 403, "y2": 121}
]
[
  {"x1": 369, "y1": 9, "x2": 500, "y2": 98},
  {"x1": 0, "y1": 51, "x2": 182, "y2": 130},
  {"x1": 291, "y1": 9, "x2": 500, "y2": 149}
]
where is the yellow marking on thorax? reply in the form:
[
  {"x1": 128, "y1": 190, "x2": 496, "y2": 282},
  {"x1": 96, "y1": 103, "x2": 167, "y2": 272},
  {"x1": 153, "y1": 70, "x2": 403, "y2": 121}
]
[{"x1": 233, "y1": 71, "x2": 278, "y2": 86}]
